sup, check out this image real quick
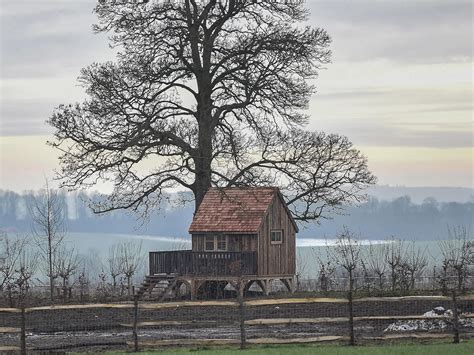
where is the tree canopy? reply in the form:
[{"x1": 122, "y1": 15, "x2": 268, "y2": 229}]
[{"x1": 49, "y1": 0, "x2": 376, "y2": 222}]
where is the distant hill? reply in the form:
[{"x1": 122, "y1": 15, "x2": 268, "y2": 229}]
[{"x1": 366, "y1": 185, "x2": 474, "y2": 204}]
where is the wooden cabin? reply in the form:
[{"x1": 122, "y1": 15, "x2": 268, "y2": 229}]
[{"x1": 141, "y1": 187, "x2": 298, "y2": 299}]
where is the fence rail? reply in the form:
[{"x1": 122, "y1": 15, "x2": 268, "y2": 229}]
[{"x1": 1, "y1": 294, "x2": 473, "y2": 352}]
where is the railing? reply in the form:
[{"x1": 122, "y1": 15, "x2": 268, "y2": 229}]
[{"x1": 149, "y1": 250, "x2": 258, "y2": 276}]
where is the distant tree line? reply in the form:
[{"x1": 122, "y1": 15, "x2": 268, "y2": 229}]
[{"x1": 1, "y1": 190, "x2": 472, "y2": 241}]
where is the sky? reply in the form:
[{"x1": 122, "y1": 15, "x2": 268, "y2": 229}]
[{"x1": 0, "y1": 0, "x2": 472, "y2": 192}]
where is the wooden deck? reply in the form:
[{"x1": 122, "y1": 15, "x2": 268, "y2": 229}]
[{"x1": 149, "y1": 250, "x2": 258, "y2": 277}]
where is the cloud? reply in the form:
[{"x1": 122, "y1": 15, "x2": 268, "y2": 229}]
[
  {"x1": 0, "y1": 0, "x2": 111, "y2": 79},
  {"x1": 308, "y1": 0, "x2": 472, "y2": 63}
]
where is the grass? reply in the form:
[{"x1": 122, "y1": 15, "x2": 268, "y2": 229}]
[{"x1": 96, "y1": 340, "x2": 474, "y2": 355}]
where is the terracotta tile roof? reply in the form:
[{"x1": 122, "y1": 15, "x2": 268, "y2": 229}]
[{"x1": 189, "y1": 187, "x2": 279, "y2": 234}]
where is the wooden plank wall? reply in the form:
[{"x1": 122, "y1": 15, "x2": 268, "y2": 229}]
[{"x1": 257, "y1": 195, "x2": 296, "y2": 276}]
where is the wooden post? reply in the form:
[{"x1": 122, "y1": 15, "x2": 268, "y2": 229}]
[
  {"x1": 451, "y1": 290, "x2": 460, "y2": 344},
  {"x1": 238, "y1": 282, "x2": 247, "y2": 350},
  {"x1": 133, "y1": 296, "x2": 139, "y2": 352},
  {"x1": 348, "y1": 276, "x2": 355, "y2": 346},
  {"x1": 20, "y1": 306, "x2": 26, "y2": 355}
]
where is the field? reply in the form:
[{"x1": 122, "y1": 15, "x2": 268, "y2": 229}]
[{"x1": 101, "y1": 341, "x2": 474, "y2": 355}]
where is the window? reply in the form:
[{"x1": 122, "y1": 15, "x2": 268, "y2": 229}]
[
  {"x1": 205, "y1": 236, "x2": 215, "y2": 251},
  {"x1": 204, "y1": 235, "x2": 228, "y2": 251},
  {"x1": 271, "y1": 230, "x2": 283, "y2": 244},
  {"x1": 216, "y1": 235, "x2": 227, "y2": 251}
]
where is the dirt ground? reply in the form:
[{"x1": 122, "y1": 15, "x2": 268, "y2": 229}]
[{"x1": 0, "y1": 298, "x2": 473, "y2": 352}]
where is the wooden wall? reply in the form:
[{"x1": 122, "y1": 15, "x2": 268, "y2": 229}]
[{"x1": 257, "y1": 195, "x2": 296, "y2": 276}]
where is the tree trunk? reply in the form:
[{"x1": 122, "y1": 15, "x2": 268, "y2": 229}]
[
  {"x1": 127, "y1": 276, "x2": 132, "y2": 297},
  {"x1": 48, "y1": 236, "x2": 54, "y2": 302},
  {"x1": 194, "y1": 107, "x2": 213, "y2": 211},
  {"x1": 348, "y1": 270, "x2": 355, "y2": 346},
  {"x1": 452, "y1": 290, "x2": 460, "y2": 343}
]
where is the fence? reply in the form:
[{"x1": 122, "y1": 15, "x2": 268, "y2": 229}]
[{"x1": 1, "y1": 293, "x2": 473, "y2": 353}]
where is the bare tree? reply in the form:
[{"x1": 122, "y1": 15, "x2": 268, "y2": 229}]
[
  {"x1": 438, "y1": 226, "x2": 471, "y2": 293},
  {"x1": 328, "y1": 228, "x2": 361, "y2": 346},
  {"x1": 312, "y1": 248, "x2": 336, "y2": 293},
  {"x1": 49, "y1": 0, "x2": 375, "y2": 222},
  {"x1": 29, "y1": 180, "x2": 66, "y2": 301},
  {"x1": 108, "y1": 244, "x2": 123, "y2": 293},
  {"x1": 118, "y1": 241, "x2": 144, "y2": 297},
  {"x1": 295, "y1": 251, "x2": 308, "y2": 292},
  {"x1": 15, "y1": 249, "x2": 39, "y2": 307},
  {"x1": 405, "y1": 242, "x2": 428, "y2": 290},
  {"x1": 0, "y1": 233, "x2": 36, "y2": 306},
  {"x1": 55, "y1": 247, "x2": 80, "y2": 302},
  {"x1": 0, "y1": 233, "x2": 27, "y2": 291},
  {"x1": 385, "y1": 237, "x2": 405, "y2": 292},
  {"x1": 77, "y1": 268, "x2": 90, "y2": 303},
  {"x1": 365, "y1": 242, "x2": 388, "y2": 291}
]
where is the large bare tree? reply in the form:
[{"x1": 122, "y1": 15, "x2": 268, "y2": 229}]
[{"x1": 49, "y1": 0, "x2": 375, "y2": 220}]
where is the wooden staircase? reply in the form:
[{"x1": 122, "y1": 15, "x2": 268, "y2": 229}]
[{"x1": 136, "y1": 273, "x2": 179, "y2": 301}]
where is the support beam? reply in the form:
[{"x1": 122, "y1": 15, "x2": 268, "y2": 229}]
[
  {"x1": 281, "y1": 278, "x2": 295, "y2": 294},
  {"x1": 256, "y1": 280, "x2": 270, "y2": 296},
  {"x1": 244, "y1": 280, "x2": 255, "y2": 294}
]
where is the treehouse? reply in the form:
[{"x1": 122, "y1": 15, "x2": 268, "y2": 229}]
[{"x1": 138, "y1": 187, "x2": 298, "y2": 300}]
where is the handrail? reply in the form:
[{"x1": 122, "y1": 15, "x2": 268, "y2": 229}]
[{"x1": 149, "y1": 250, "x2": 257, "y2": 276}]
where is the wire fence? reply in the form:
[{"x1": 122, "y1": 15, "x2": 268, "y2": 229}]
[{"x1": 1, "y1": 292, "x2": 473, "y2": 353}]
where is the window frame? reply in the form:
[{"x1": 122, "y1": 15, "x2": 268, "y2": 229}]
[
  {"x1": 270, "y1": 230, "x2": 283, "y2": 244},
  {"x1": 216, "y1": 235, "x2": 227, "y2": 251},
  {"x1": 204, "y1": 235, "x2": 228, "y2": 251},
  {"x1": 204, "y1": 235, "x2": 215, "y2": 251}
]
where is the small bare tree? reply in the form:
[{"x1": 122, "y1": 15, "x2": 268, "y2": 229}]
[
  {"x1": 295, "y1": 252, "x2": 308, "y2": 291},
  {"x1": 438, "y1": 226, "x2": 472, "y2": 293},
  {"x1": 118, "y1": 241, "x2": 144, "y2": 297},
  {"x1": 405, "y1": 242, "x2": 428, "y2": 290},
  {"x1": 15, "y1": 249, "x2": 39, "y2": 307},
  {"x1": 386, "y1": 237, "x2": 405, "y2": 292},
  {"x1": 365, "y1": 242, "x2": 388, "y2": 291},
  {"x1": 55, "y1": 247, "x2": 80, "y2": 302},
  {"x1": 108, "y1": 244, "x2": 123, "y2": 294},
  {"x1": 0, "y1": 234, "x2": 38, "y2": 306},
  {"x1": 312, "y1": 248, "x2": 337, "y2": 293},
  {"x1": 328, "y1": 228, "x2": 361, "y2": 346},
  {"x1": 0, "y1": 233, "x2": 27, "y2": 292},
  {"x1": 29, "y1": 180, "x2": 66, "y2": 301},
  {"x1": 77, "y1": 268, "x2": 89, "y2": 303}
]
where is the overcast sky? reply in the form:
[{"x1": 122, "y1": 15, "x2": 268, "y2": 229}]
[{"x1": 0, "y1": 0, "x2": 472, "y2": 191}]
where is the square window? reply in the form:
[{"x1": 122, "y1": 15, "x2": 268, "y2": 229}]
[
  {"x1": 205, "y1": 236, "x2": 215, "y2": 251},
  {"x1": 270, "y1": 230, "x2": 283, "y2": 244},
  {"x1": 216, "y1": 235, "x2": 227, "y2": 251},
  {"x1": 271, "y1": 230, "x2": 283, "y2": 244}
]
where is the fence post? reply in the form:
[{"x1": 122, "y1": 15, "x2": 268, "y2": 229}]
[
  {"x1": 347, "y1": 288, "x2": 355, "y2": 346},
  {"x1": 451, "y1": 290, "x2": 460, "y2": 344},
  {"x1": 133, "y1": 295, "x2": 139, "y2": 352},
  {"x1": 20, "y1": 306, "x2": 26, "y2": 355},
  {"x1": 237, "y1": 282, "x2": 246, "y2": 350}
]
